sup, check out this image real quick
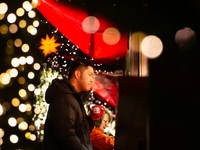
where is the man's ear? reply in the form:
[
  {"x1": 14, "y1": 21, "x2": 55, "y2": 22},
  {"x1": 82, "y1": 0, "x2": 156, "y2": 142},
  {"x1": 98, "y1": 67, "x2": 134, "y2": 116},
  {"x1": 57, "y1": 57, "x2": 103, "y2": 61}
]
[{"x1": 74, "y1": 70, "x2": 81, "y2": 79}]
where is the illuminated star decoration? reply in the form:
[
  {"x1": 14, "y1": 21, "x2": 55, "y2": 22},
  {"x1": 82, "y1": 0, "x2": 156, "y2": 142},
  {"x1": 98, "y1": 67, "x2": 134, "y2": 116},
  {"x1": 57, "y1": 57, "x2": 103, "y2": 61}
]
[{"x1": 39, "y1": 34, "x2": 61, "y2": 57}]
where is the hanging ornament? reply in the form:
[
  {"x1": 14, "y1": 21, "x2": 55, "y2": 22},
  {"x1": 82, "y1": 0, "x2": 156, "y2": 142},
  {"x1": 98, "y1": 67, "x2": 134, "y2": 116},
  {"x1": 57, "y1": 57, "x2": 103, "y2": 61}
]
[{"x1": 39, "y1": 34, "x2": 61, "y2": 57}]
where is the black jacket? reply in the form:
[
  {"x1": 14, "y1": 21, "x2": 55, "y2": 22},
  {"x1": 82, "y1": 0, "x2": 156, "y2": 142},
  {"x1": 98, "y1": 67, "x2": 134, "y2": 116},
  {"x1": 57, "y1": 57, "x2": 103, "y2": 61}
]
[{"x1": 43, "y1": 78, "x2": 94, "y2": 150}]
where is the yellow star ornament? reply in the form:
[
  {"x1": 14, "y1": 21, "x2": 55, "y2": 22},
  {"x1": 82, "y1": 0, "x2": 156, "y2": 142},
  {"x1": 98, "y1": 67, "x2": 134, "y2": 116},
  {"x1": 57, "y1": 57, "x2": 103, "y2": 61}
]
[{"x1": 39, "y1": 34, "x2": 61, "y2": 57}]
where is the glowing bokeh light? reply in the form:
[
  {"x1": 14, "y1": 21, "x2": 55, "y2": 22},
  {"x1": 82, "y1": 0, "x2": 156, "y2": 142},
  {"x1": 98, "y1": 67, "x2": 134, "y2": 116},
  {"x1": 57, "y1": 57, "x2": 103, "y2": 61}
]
[
  {"x1": 18, "y1": 76, "x2": 25, "y2": 85},
  {"x1": 0, "y1": 24, "x2": 8, "y2": 34},
  {"x1": 18, "y1": 121, "x2": 28, "y2": 130},
  {"x1": 26, "y1": 56, "x2": 34, "y2": 64},
  {"x1": 9, "y1": 24, "x2": 18, "y2": 34},
  {"x1": 26, "y1": 103, "x2": 32, "y2": 111},
  {"x1": 30, "y1": 27, "x2": 37, "y2": 35},
  {"x1": 30, "y1": 134, "x2": 36, "y2": 141},
  {"x1": 11, "y1": 98, "x2": 20, "y2": 107},
  {"x1": 11, "y1": 58, "x2": 20, "y2": 67},
  {"x1": 0, "y1": 105, "x2": 3, "y2": 116},
  {"x1": 175, "y1": 27, "x2": 196, "y2": 50},
  {"x1": 19, "y1": 20, "x2": 27, "y2": 28},
  {"x1": 141, "y1": 35, "x2": 163, "y2": 59},
  {"x1": 21, "y1": 43, "x2": 30, "y2": 53},
  {"x1": 19, "y1": 56, "x2": 26, "y2": 65},
  {"x1": 0, "y1": 128, "x2": 4, "y2": 138},
  {"x1": 28, "y1": 72, "x2": 35, "y2": 79},
  {"x1": 5, "y1": 47, "x2": 14, "y2": 55},
  {"x1": 10, "y1": 134, "x2": 19, "y2": 144},
  {"x1": 28, "y1": 10, "x2": 36, "y2": 18},
  {"x1": 16, "y1": 7, "x2": 25, "y2": 17},
  {"x1": 28, "y1": 84, "x2": 35, "y2": 91},
  {"x1": 7, "y1": 39, "x2": 14, "y2": 48},
  {"x1": 19, "y1": 104, "x2": 26, "y2": 112},
  {"x1": 14, "y1": 38, "x2": 22, "y2": 47},
  {"x1": 34, "y1": 106, "x2": 40, "y2": 114},
  {"x1": 82, "y1": 16, "x2": 100, "y2": 33},
  {"x1": 0, "y1": 3, "x2": 8, "y2": 14},
  {"x1": 0, "y1": 138, "x2": 3, "y2": 146},
  {"x1": 33, "y1": 63, "x2": 41, "y2": 70},
  {"x1": 23, "y1": 1, "x2": 32, "y2": 11},
  {"x1": 0, "y1": 73, "x2": 10, "y2": 85},
  {"x1": 33, "y1": 20, "x2": 39, "y2": 27},
  {"x1": 8, "y1": 117, "x2": 17, "y2": 127},
  {"x1": 34, "y1": 88, "x2": 41, "y2": 95},
  {"x1": 3, "y1": 102, "x2": 10, "y2": 111},
  {"x1": 25, "y1": 132, "x2": 31, "y2": 139},
  {"x1": 29, "y1": 125, "x2": 35, "y2": 131},
  {"x1": 7, "y1": 13, "x2": 17, "y2": 23},
  {"x1": 103, "y1": 27, "x2": 120, "y2": 45},
  {"x1": 17, "y1": 117, "x2": 24, "y2": 124},
  {"x1": 19, "y1": 89, "x2": 27, "y2": 98},
  {"x1": 10, "y1": 68, "x2": 18, "y2": 78},
  {"x1": 0, "y1": 14, "x2": 5, "y2": 20}
]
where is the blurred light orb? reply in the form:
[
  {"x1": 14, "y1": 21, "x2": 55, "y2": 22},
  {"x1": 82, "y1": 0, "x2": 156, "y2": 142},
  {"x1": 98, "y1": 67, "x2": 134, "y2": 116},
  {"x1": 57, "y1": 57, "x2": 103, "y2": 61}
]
[
  {"x1": 11, "y1": 58, "x2": 19, "y2": 67},
  {"x1": 25, "y1": 132, "x2": 31, "y2": 139},
  {"x1": 30, "y1": 134, "x2": 36, "y2": 141},
  {"x1": 82, "y1": 16, "x2": 100, "y2": 33},
  {"x1": 33, "y1": 63, "x2": 41, "y2": 70},
  {"x1": 10, "y1": 68, "x2": 18, "y2": 78},
  {"x1": 33, "y1": 20, "x2": 39, "y2": 27},
  {"x1": 103, "y1": 27, "x2": 120, "y2": 45},
  {"x1": 9, "y1": 24, "x2": 18, "y2": 34},
  {"x1": 23, "y1": 1, "x2": 32, "y2": 11},
  {"x1": 0, "y1": 3, "x2": 8, "y2": 14},
  {"x1": 0, "y1": 14, "x2": 5, "y2": 20},
  {"x1": 0, "y1": 105, "x2": 3, "y2": 116},
  {"x1": 141, "y1": 35, "x2": 163, "y2": 59},
  {"x1": 32, "y1": 0, "x2": 38, "y2": 8},
  {"x1": 7, "y1": 39, "x2": 14, "y2": 48},
  {"x1": 29, "y1": 125, "x2": 35, "y2": 131},
  {"x1": 19, "y1": 89, "x2": 27, "y2": 98},
  {"x1": 0, "y1": 128, "x2": 4, "y2": 138},
  {"x1": 8, "y1": 117, "x2": 17, "y2": 127},
  {"x1": 19, "y1": 20, "x2": 27, "y2": 28},
  {"x1": 16, "y1": 7, "x2": 25, "y2": 17},
  {"x1": 0, "y1": 138, "x2": 3, "y2": 146},
  {"x1": 28, "y1": 84, "x2": 35, "y2": 91},
  {"x1": 14, "y1": 38, "x2": 22, "y2": 47},
  {"x1": 175, "y1": 27, "x2": 196, "y2": 50},
  {"x1": 18, "y1": 76, "x2": 25, "y2": 85},
  {"x1": 28, "y1": 10, "x2": 36, "y2": 18},
  {"x1": 17, "y1": 117, "x2": 24, "y2": 124},
  {"x1": 19, "y1": 104, "x2": 26, "y2": 112},
  {"x1": 26, "y1": 103, "x2": 32, "y2": 111},
  {"x1": 5, "y1": 47, "x2": 14, "y2": 55},
  {"x1": 19, "y1": 56, "x2": 26, "y2": 65},
  {"x1": 30, "y1": 27, "x2": 37, "y2": 35},
  {"x1": 34, "y1": 88, "x2": 41, "y2": 95},
  {"x1": 0, "y1": 73, "x2": 10, "y2": 85},
  {"x1": 7, "y1": 13, "x2": 17, "y2": 23},
  {"x1": 10, "y1": 134, "x2": 19, "y2": 144},
  {"x1": 34, "y1": 106, "x2": 40, "y2": 114},
  {"x1": 3, "y1": 102, "x2": 10, "y2": 111},
  {"x1": 0, "y1": 24, "x2": 8, "y2": 34},
  {"x1": 28, "y1": 72, "x2": 35, "y2": 79},
  {"x1": 21, "y1": 43, "x2": 30, "y2": 53},
  {"x1": 11, "y1": 98, "x2": 20, "y2": 107},
  {"x1": 18, "y1": 121, "x2": 28, "y2": 130},
  {"x1": 26, "y1": 56, "x2": 34, "y2": 64}
]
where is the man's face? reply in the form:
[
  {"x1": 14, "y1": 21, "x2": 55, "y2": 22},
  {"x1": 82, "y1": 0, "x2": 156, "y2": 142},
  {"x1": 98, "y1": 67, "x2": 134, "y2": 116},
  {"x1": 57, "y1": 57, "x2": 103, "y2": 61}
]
[{"x1": 78, "y1": 66, "x2": 94, "y2": 92}]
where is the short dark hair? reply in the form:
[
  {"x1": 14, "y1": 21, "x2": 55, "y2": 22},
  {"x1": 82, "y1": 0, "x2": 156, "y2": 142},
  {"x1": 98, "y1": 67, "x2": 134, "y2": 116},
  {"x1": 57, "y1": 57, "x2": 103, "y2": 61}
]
[
  {"x1": 68, "y1": 58, "x2": 94, "y2": 79},
  {"x1": 95, "y1": 108, "x2": 113, "y2": 128}
]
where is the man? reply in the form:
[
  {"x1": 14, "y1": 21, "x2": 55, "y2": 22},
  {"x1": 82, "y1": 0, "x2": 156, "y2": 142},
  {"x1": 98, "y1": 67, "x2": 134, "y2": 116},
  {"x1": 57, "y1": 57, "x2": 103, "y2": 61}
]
[{"x1": 43, "y1": 58, "x2": 103, "y2": 150}]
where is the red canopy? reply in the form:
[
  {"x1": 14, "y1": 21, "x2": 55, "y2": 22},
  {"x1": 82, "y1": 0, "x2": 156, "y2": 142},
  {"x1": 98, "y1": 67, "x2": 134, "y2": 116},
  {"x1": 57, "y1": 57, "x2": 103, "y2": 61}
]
[{"x1": 37, "y1": 0, "x2": 127, "y2": 61}]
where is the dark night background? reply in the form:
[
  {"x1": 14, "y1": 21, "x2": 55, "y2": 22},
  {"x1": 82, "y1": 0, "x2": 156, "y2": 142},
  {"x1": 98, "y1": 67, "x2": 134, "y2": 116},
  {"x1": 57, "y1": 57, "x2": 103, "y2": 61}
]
[{"x1": 1, "y1": 0, "x2": 200, "y2": 149}]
